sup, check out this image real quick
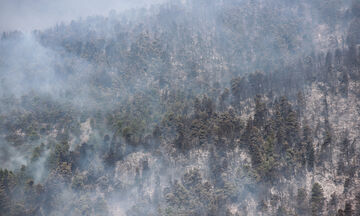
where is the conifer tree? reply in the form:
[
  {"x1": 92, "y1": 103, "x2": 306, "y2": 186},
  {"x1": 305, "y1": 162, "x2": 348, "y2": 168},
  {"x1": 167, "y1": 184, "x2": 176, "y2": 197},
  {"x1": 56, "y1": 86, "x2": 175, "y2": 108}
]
[
  {"x1": 311, "y1": 182, "x2": 325, "y2": 216},
  {"x1": 344, "y1": 202, "x2": 352, "y2": 216}
]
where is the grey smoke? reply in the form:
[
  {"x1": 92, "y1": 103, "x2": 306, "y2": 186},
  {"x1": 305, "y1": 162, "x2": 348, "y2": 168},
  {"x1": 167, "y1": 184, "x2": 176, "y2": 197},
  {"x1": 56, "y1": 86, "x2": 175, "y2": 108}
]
[{"x1": 0, "y1": 0, "x2": 165, "y2": 32}]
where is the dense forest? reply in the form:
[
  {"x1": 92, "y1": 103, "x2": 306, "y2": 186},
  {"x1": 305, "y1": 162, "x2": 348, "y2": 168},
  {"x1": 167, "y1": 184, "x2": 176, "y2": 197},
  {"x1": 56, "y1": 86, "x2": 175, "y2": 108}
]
[{"x1": 1, "y1": 0, "x2": 360, "y2": 215}]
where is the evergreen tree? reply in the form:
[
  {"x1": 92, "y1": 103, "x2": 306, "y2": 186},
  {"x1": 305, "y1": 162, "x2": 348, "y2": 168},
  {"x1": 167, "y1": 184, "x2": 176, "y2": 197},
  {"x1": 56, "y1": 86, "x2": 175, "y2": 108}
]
[
  {"x1": 340, "y1": 134, "x2": 354, "y2": 166},
  {"x1": 355, "y1": 192, "x2": 360, "y2": 216},
  {"x1": 328, "y1": 193, "x2": 338, "y2": 216},
  {"x1": 296, "y1": 91, "x2": 306, "y2": 117},
  {"x1": 335, "y1": 48, "x2": 343, "y2": 65},
  {"x1": 319, "y1": 130, "x2": 333, "y2": 165},
  {"x1": 339, "y1": 72, "x2": 349, "y2": 97},
  {"x1": 219, "y1": 88, "x2": 230, "y2": 112},
  {"x1": 306, "y1": 141, "x2": 315, "y2": 172},
  {"x1": 231, "y1": 77, "x2": 246, "y2": 109},
  {"x1": 248, "y1": 71, "x2": 266, "y2": 95},
  {"x1": 344, "y1": 202, "x2": 352, "y2": 216},
  {"x1": 337, "y1": 209, "x2": 345, "y2": 216},
  {"x1": 324, "y1": 51, "x2": 333, "y2": 83},
  {"x1": 0, "y1": 185, "x2": 10, "y2": 216},
  {"x1": 253, "y1": 95, "x2": 267, "y2": 129},
  {"x1": 311, "y1": 182, "x2": 325, "y2": 216},
  {"x1": 296, "y1": 188, "x2": 308, "y2": 215}
]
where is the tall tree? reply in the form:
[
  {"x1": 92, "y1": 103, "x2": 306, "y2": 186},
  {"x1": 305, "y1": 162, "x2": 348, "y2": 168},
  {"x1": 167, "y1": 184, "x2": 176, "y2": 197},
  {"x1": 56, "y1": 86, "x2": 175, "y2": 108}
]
[
  {"x1": 253, "y1": 95, "x2": 267, "y2": 129},
  {"x1": 296, "y1": 188, "x2": 309, "y2": 215},
  {"x1": 0, "y1": 185, "x2": 10, "y2": 216},
  {"x1": 355, "y1": 192, "x2": 360, "y2": 216},
  {"x1": 231, "y1": 77, "x2": 247, "y2": 109},
  {"x1": 311, "y1": 182, "x2": 325, "y2": 216},
  {"x1": 344, "y1": 202, "x2": 352, "y2": 216}
]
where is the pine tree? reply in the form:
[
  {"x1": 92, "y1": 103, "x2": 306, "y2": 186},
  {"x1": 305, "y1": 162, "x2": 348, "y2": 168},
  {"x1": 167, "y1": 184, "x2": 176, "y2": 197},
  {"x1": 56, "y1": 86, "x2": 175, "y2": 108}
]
[
  {"x1": 311, "y1": 183, "x2": 325, "y2": 216},
  {"x1": 285, "y1": 109, "x2": 300, "y2": 147},
  {"x1": 344, "y1": 178, "x2": 351, "y2": 194},
  {"x1": 335, "y1": 48, "x2": 342, "y2": 65},
  {"x1": 337, "y1": 209, "x2": 345, "y2": 216},
  {"x1": 324, "y1": 51, "x2": 333, "y2": 83},
  {"x1": 0, "y1": 185, "x2": 10, "y2": 216},
  {"x1": 296, "y1": 91, "x2": 306, "y2": 117},
  {"x1": 328, "y1": 193, "x2": 338, "y2": 216},
  {"x1": 340, "y1": 134, "x2": 353, "y2": 166},
  {"x1": 219, "y1": 88, "x2": 230, "y2": 112},
  {"x1": 248, "y1": 71, "x2": 266, "y2": 95},
  {"x1": 249, "y1": 127, "x2": 264, "y2": 169},
  {"x1": 301, "y1": 123, "x2": 313, "y2": 170},
  {"x1": 231, "y1": 77, "x2": 246, "y2": 109},
  {"x1": 339, "y1": 72, "x2": 349, "y2": 97},
  {"x1": 296, "y1": 188, "x2": 308, "y2": 215},
  {"x1": 355, "y1": 192, "x2": 360, "y2": 216},
  {"x1": 253, "y1": 95, "x2": 267, "y2": 129},
  {"x1": 319, "y1": 130, "x2": 333, "y2": 164},
  {"x1": 344, "y1": 202, "x2": 352, "y2": 216},
  {"x1": 306, "y1": 141, "x2": 315, "y2": 172}
]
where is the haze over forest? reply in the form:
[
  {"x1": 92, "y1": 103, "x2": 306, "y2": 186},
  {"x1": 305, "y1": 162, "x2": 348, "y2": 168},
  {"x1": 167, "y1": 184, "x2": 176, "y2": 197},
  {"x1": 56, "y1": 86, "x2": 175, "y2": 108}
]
[{"x1": 1, "y1": 0, "x2": 360, "y2": 215}]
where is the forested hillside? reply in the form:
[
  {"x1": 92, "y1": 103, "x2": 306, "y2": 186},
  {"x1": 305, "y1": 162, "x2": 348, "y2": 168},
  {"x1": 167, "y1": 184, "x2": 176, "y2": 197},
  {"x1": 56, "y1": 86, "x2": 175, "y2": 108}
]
[{"x1": 1, "y1": 0, "x2": 360, "y2": 215}]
